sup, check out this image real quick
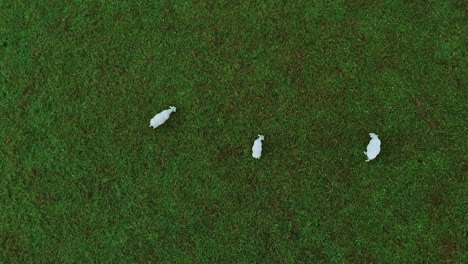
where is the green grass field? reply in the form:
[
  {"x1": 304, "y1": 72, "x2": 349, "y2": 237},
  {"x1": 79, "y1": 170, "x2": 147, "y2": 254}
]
[{"x1": 1, "y1": 0, "x2": 466, "y2": 263}]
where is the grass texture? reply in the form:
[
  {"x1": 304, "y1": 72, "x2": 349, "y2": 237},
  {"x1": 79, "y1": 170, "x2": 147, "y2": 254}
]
[{"x1": 1, "y1": 0, "x2": 467, "y2": 263}]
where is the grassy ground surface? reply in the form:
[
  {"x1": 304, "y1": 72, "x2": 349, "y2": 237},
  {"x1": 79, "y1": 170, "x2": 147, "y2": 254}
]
[{"x1": 1, "y1": 0, "x2": 467, "y2": 263}]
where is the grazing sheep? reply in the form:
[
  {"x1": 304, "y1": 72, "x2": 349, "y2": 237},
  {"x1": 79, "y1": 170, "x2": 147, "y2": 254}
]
[
  {"x1": 149, "y1": 106, "x2": 176, "y2": 129},
  {"x1": 252, "y1": 135, "x2": 264, "y2": 159},
  {"x1": 364, "y1": 133, "x2": 381, "y2": 162}
]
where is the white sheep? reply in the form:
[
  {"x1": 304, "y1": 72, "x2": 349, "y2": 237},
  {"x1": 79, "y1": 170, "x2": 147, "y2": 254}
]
[
  {"x1": 252, "y1": 135, "x2": 264, "y2": 159},
  {"x1": 364, "y1": 133, "x2": 381, "y2": 162},
  {"x1": 149, "y1": 106, "x2": 176, "y2": 129}
]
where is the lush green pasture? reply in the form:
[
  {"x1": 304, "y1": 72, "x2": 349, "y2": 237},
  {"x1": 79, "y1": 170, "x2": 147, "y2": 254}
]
[{"x1": 1, "y1": 0, "x2": 466, "y2": 263}]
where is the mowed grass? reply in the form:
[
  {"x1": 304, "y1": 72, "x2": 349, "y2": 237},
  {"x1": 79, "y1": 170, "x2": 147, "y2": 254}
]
[{"x1": 1, "y1": 0, "x2": 466, "y2": 263}]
